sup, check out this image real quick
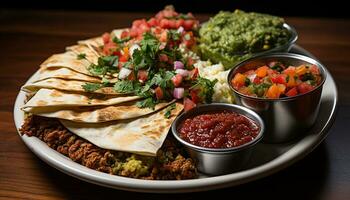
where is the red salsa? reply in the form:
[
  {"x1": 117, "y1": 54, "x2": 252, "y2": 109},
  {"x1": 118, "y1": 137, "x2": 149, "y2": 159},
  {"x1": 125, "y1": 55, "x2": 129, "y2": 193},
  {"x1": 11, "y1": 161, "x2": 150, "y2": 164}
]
[
  {"x1": 231, "y1": 61, "x2": 322, "y2": 99},
  {"x1": 178, "y1": 111, "x2": 260, "y2": 149}
]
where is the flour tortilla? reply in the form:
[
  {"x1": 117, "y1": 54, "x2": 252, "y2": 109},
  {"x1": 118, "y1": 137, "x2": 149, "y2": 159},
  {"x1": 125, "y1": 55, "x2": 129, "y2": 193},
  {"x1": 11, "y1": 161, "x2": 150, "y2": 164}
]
[
  {"x1": 60, "y1": 102, "x2": 183, "y2": 156},
  {"x1": 66, "y1": 44, "x2": 99, "y2": 65},
  {"x1": 40, "y1": 51, "x2": 92, "y2": 76},
  {"x1": 24, "y1": 100, "x2": 174, "y2": 123},
  {"x1": 35, "y1": 67, "x2": 101, "y2": 83},
  {"x1": 22, "y1": 88, "x2": 141, "y2": 109},
  {"x1": 22, "y1": 78, "x2": 120, "y2": 95}
]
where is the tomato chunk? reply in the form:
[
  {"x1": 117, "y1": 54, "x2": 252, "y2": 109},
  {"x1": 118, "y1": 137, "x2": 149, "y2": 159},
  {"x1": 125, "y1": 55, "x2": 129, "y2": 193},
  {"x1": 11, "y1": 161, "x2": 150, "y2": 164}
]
[{"x1": 184, "y1": 98, "x2": 196, "y2": 111}]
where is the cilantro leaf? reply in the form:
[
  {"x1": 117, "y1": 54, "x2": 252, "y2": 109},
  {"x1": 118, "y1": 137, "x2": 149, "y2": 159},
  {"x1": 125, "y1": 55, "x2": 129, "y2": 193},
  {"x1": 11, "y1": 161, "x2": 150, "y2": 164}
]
[
  {"x1": 113, "y1": 80, "x2": 140, "y2": 93},
  {"x1": 88, "y1": 56, "x2": 119, "y2": 76},
  {"x1": 82, "y1": 83, "x2": 103, "y2": 92},
  {"x1": 136, "y1": 97, "x2": 157, "y2": 110},
  {"x1": 113, "y1": 36, "x2": 131, "y2": 44},
  {"x1": 164, "y1": 103, "x2": 176, "y2": 118},
  {"x1": 191, "y1": 77, "x2": 218, "y2": 103},
  {"x1": 77, "y1": 53, "x2": 86, "y2": 60}
]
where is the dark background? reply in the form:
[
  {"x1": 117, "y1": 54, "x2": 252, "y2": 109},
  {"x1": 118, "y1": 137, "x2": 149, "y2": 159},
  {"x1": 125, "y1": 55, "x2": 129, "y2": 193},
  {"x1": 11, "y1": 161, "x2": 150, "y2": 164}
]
[{"x1": 2, "y1": 0, "x2": 349, "y2": 18}]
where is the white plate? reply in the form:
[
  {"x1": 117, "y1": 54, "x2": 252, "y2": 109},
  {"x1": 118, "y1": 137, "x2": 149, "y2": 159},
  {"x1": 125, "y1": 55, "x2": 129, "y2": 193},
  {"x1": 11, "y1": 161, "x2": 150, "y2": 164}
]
[{"x1": 14, "y1": 45, "x2": 338, "y2": 193}]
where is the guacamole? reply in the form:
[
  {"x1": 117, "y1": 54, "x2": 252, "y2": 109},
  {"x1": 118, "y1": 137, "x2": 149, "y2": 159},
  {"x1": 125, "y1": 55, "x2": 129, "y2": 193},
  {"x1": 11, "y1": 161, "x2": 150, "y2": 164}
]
[{"x1": 199, "y1": 10, "x2": 291, "y2": 69}]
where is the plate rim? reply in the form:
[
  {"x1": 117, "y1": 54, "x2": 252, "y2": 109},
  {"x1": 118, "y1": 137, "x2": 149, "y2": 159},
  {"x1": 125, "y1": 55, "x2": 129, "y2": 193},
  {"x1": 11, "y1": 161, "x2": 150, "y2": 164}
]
[{"x1": 13, "y1": 44, "x2": 338, "y2": 193}]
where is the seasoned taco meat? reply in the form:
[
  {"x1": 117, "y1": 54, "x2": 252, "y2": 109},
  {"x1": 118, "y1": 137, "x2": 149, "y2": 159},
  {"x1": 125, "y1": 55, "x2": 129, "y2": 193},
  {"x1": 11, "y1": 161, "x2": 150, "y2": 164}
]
[{"x1": 20, "y1": 115, "x2": 197, "y2": 180}]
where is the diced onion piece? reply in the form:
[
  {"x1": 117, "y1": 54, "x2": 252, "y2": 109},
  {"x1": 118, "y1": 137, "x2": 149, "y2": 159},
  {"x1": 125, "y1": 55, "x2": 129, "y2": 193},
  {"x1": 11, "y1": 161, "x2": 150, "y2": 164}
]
[
  {"x1": 175, "y1": 69, "x2": 190, "y2": 77},
  {"x1": 118, "y1": 68, "x2": 132, "y2": 79},
  {"x1": 247, "y1": 74, "x2": 257, "y2": 83},
  {"x1": 129, "y1": 44, "x2": 140, "y2": 57},
  {"x1": 173, "y1": 88, "x2": 184, "y2": 99},
  {"x1": 174, "y1": 61, "x2": 184, "y2": 69},
  {"x1": 177, "y1": 26, "x2": 184, "y2": 33}
]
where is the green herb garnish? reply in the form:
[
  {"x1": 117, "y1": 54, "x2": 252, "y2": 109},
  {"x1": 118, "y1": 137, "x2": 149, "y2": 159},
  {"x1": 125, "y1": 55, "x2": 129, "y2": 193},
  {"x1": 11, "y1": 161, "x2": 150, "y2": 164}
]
[
  {"x1": 77, "y1": 53, "x2": 86, "y2": 60},
  {"x1": 190, "y1": 77, "x2": 218, "y2": 103},
  {"x1": 164, "y1": 103, "x2": 176, "y2": 118},
  {"x1": 82, "y1": 83, "x2": 103, "y2": 92}
]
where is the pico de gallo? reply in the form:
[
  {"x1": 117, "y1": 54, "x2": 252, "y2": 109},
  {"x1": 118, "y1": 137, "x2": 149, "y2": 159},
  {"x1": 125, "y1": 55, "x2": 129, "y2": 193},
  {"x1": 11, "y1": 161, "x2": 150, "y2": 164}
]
[
  {"x1": 80, "y1": 6, "x2": 217, "y2": 113},
  {"x1": 231, "y1": 61, "x2": 322, "y2": 98}
]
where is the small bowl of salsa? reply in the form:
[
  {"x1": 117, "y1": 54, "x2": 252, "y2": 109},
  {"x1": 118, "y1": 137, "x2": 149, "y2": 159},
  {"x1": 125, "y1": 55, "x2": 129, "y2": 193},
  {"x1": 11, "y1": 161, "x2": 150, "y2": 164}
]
[
  {"x1": 228, "y1": 53, "x2": 327, "y2": 143},
  {"x1": 171, "y1": 103, "x2": 264, "y2": 175}
]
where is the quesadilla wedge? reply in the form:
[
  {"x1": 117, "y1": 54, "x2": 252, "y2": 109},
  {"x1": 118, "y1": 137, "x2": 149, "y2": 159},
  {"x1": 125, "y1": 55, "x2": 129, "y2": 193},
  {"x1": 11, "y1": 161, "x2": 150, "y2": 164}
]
[
  {"x1": 35, "y1": 67, "x2": 101, "y2": 83},
  {"x1": 60, "y1": 102, "x2": 183, "y2": 156},
  {"x1": 22, "y1": 88, "x2": 141, "y2": 108},
  {"x1": 40, "y1": 51, "x2": 92, "y2": 76},
  {"x1": 23, "y1": 100, "x2": 175, "y2": 123},
  {"x1": 22, "y1": 78, "x2": 120, "y2": 95}
]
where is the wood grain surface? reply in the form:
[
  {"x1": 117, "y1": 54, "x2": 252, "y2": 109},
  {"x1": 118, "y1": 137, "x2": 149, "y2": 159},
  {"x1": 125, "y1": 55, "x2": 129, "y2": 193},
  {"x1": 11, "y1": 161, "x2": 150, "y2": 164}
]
[{"x1": 0, "y1": 9, "x2": 349, "y2": 200}]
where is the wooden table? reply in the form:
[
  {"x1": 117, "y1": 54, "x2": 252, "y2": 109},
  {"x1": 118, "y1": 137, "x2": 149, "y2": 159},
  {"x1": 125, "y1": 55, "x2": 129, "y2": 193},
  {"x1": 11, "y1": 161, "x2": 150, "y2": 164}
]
[{"x1": 1, "y1": 10, "x2": 349, "y2": 199}]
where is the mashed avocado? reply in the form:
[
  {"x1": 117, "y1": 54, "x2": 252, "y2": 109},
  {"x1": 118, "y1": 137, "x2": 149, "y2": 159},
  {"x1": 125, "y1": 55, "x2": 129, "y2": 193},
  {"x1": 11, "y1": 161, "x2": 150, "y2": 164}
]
[{"x1": 199, "y1": 10, "x2": 291, "y2": 69}]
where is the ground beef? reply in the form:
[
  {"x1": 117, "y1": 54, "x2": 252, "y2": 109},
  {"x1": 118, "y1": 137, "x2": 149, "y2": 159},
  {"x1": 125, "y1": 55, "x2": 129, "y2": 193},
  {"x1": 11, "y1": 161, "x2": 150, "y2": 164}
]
[{"x1": 20, "y1": 115, "x2": 197, "y2": 180}]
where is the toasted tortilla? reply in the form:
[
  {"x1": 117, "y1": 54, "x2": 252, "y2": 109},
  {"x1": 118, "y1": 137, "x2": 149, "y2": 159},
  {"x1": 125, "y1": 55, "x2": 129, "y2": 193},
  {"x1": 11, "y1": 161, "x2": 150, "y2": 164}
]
[
  {"x1": 35, "y1": 67, "x2": 101, "y2": 83},
  {"x1": 66, "y1": 44, "x2": 99, "y2": 65},
  {"x1": 24, "y1": 100, "x2": 174, "y2": 123},
  {"x1": 22, "y1": 88, "x2": 141, "y2": 109},
  {"x1": 60, "y1": 102, "x2": 183, "y2": 156},
  {"x1": 22, "y1": 78, "x2": 120, "y2": 95},
  {"x1": 40, "y1": 51, "x2": 92, "y2": 76}
]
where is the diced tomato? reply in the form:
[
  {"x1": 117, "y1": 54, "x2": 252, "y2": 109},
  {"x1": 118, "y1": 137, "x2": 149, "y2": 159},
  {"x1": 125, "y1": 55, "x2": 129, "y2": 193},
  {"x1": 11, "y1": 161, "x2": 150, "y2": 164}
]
[
  {"x1": 103, "y1": 42, "x2": 117, "y2": 55},
  {"x1": 297, "y1": 82, "x2": 314, "y2": 94},
  {"x1": 266, "y1": 84, "x2": 281, "y2": 99},
  {"x1": 132, "y1": 19, "x2": 145, "y2": 28},
  {"x1": 256, "y1": 66, "x2": 269, "y2": 78},
  {"x1": 168, "y1": 20, "x2": 177, "y2": 29},
  {"x1": 160, "y1": 19, "x2": 171, "y2": 29},
  {"x1": 147, "y1": 18, "x2": 158, "y2": 27},
  {"x1": 232, "y1": 73, "x2": 247, "y2": 88},
  {"x1": 176, "y1": 19, "x2": 185, "y2": 28},
  {"x1": 253, "y1": 77, "x2": 261, "y2": 84},
  {"x1": 286, "y1": 87, "x2": 298, "y2": 97},
  {"x1": 190, "y1": 89, "x2": 200, "y2": 104},
  {"x1": 127, "y1": 71, "x2": 135, "y2": 81},
  {"x1": 102, "y1": 32, "x2": 111, "y2": 44},
  {"x1": 155, "y1": 86, "x2": 164, "y2": 100},
  {"x1": 310, "y1": 65, "x2": 320, "y2": 75},
  {"x1": 271, "y1": 74, "x2": 286, "y2": 84},
  {"x1": 283, "y1": 66, "x2": 296, "y2": 75},
  {"x1": 129, "y1": 29, "x2": 138, "y2": 38},
  {"x1": 183, "y1": 20, "x2": 195, "y2": 30},
  {"x1": 171, "y1": 74, "x2": 183, "y2": 87},
  {"x1": 159, "y1": 31, "x2": 168, "y2": 42},
  {"x1": 119, "y1": 54, "x2": 128, "y2": 62},
  {"x1": 267, "y1": 68, "x2": 278, "y2": 76},
  {"x1": 137, "y1": 70, "x2": 148, "y2": 82},
  {"x1": 190, "y1": 68, "x2": 199, "y2": 80},
  {"x1": 184, "y1": 97, "x2": 196, "y2": 111},
  {"x1": 159, "y1": 54, "x2": 169, "y2": 62},
  {"x1": 120, "y1": 30, "x2": 129, "y2": 39}
]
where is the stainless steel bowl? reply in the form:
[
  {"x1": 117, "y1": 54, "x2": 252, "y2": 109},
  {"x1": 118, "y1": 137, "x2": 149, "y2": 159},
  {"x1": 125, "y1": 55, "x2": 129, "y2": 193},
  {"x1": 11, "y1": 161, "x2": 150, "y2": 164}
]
[
  {"x1": 171, "y1": 103, "x2": 264, "y2": 175},
  {"x1": 227, "y1": 53, "x2": 327, "y2": 143},
  {"x1": 248, "y1": 23, "x2": 298, "y2": 57}
]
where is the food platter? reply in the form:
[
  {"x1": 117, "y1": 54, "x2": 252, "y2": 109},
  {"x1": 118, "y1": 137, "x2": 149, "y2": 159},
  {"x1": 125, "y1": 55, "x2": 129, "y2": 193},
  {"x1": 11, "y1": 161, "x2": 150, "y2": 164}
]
[{"x1": 14, "y1": 44, "x2": 338, "y2": 193}]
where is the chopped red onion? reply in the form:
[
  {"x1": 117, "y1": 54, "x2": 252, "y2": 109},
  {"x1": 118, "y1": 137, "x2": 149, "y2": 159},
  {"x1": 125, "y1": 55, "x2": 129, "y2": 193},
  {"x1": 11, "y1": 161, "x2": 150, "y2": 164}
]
[
  {"x1": 118, "y1": 68, "x2": 132, "y2": 79},
  {"x1": 175, "y1": 69, "x2": 190, "y2": 77},
  {"x1": 173, "y1": 88, "x2": 184, "y2": 99},
  {"x1": 174, "y1": 61, "x2": 184, "y2": 70}
]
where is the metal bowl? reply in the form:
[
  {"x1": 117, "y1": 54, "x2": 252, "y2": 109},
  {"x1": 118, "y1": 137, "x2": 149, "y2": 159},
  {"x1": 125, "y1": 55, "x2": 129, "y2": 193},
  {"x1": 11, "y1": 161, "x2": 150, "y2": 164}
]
[
  {"x1": 171, "y1": 103, "x2": 264, "y2": 175},
  {"x1": 227, "y1": 53, "x2": 327, "y2": 143},
  {"x1": 247, "y1": 23, "x2": 298, "y2": 58}
]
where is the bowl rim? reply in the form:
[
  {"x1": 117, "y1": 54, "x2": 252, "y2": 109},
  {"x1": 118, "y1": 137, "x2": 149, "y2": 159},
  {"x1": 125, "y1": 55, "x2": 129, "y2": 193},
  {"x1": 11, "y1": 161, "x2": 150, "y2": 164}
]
[
  {"x1": 227, "y1": 53, "x2": 328, "y2": 102},
  {"x1": 171, "y1": 103, "x2": 265, "y2": 153}
]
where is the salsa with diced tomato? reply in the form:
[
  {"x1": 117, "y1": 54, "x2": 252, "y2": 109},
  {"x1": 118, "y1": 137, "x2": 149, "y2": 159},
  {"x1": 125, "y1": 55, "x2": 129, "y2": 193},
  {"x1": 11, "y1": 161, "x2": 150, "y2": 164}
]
[
  {"x1": 178, "y1": 111, "x2": 260, "y2": 149},
  {"x1": 231, "y1": 61, "x2": 322, "y2": 99}
]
